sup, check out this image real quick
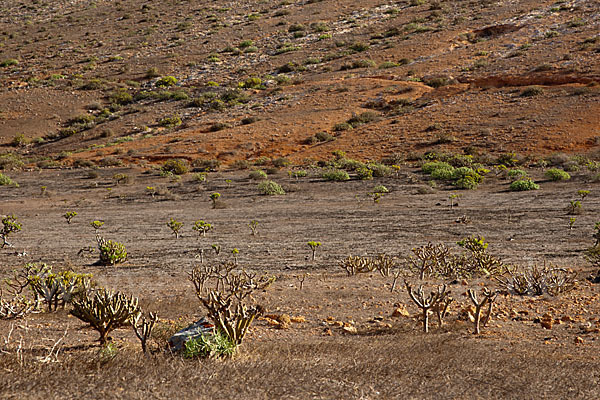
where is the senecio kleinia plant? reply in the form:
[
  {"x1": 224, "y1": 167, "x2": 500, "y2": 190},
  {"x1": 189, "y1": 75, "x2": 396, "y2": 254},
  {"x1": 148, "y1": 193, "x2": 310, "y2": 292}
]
[
  {"x1": 307, "y1": 241, "x2": 321, "y2": 261},
  {"x1": 63, "y1": 211, "x2": 77, "y2": 224},
  {"x1": 167, "y1": 218, "x2": 184, "y2": 239},
  {"x1": 97, "y1": 236, "x2": 127, "y2": 266},
  {"x1": 193, "y1": 220, "x2": 213, "y2": 237},
  {"x1": 1, "y1": 215, "x2": 21, "y2": 248},
  {"x1": 210, "y1": 193, "x2": 221, "y2": 208}
]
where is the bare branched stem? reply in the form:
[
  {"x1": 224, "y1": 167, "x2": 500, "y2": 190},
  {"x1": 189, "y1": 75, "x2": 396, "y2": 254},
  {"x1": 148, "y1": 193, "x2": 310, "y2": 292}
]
[{"x1": 468, "y1": 288, "x2": 497, "y2": 334}]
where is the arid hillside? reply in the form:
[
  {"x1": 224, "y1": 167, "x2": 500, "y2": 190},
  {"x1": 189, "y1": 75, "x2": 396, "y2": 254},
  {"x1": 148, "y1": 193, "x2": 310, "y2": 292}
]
[{"x1": 0, "y1": 0, "x2": 599, "y2": 167}]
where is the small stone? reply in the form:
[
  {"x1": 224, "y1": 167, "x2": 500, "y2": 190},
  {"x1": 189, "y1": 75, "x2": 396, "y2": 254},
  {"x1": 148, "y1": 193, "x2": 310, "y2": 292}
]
[
  {"x1": 575, "y1": 336, "x2": 584, "y2": 344},
  {"x1": 342, "y1": 325, "x2": 358, "y2": 334},
  {"x1": 540, "y1": 320, "x2": 552, "y2": 330},
  {"x1": 278, "y1": 314, "x2": 291, "y2": 325},
  {"x1": 561, "y1": 315, "x2": 574, "y2": 322},
  {"x1": 323, "y1": 328, "x2": 333, "y2": 336},
  {"x1": 392, "y1": 306, "x2": 410, "y2": 318},
  {"x1": 290, "y1": 316, "x2": 306, "y2": 323}
]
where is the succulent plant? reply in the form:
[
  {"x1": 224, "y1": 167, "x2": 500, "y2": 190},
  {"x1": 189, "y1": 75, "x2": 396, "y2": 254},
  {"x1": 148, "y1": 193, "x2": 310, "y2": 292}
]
[{"x1": 71, "y1": 288, "x2": 140, "y2": 344}]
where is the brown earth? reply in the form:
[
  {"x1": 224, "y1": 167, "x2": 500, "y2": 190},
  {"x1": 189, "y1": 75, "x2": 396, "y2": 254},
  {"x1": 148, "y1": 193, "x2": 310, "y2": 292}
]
[
  {"x1": 0, "y1": 0, "x2": 599, "y2": 167},
  {"x1": 2, "y1": 0, "x2": 600, "y2": 398},
  {"x1": 2, "y1": 166, "x2": 600, "y2": 398}
]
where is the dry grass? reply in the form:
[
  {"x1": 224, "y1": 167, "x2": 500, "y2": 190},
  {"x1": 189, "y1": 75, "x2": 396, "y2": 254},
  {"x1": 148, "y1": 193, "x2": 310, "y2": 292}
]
[{"x1": 1, "y1": 331, "x2": 599, "y2": 399}]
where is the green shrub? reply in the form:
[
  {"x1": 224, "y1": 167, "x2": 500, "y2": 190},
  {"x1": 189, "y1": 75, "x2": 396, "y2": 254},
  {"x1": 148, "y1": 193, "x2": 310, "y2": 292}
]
[
  {"x1": 0, "y1": 153, "x2": 24, "y2": 170},
  {"x1": 0, "y1": 173, "x2": 18, "y2": 187},
  {"x1": 507, "y1": 169, "x2": 527, "y2": 180},
  {"x1": 379, "y1": 61, "x2": 399, "y2": 69},
  {"x1": 455, "y1": 175, "x2": 478, "y2": 190},
  {"x1": 162, "y1": 159, "x2": 189, "y2": 175},
  {"x1": 249, "y1": 170, "x2": 267, "y2": 180},
  {"x1": 422, "y1": 161, "x2": 453, "y2": 174},
  {"x1": 0, "y1": 59, "x2": 19, "y2": 67},
  {"x1": 367, "y1": 163, "x2": 393, "y2": 177},
  {"x1": 431, "y1": 166, "x2": 456, "y2": 180},
  {"x1": 155, "y1": 76, "x2": 178, "y2": 87},
  {"x1": 98, "y1": 238, "x2": 127, "y2": 265},
  {"x1": 545, "y1": 168, "x2": 570, "y2": 181},
  {"x1": 109, "y1": 90, "x2": 133, "y2": 105},
  {"x1": 183, "y1": 331, "x2": 236, "y2": 359},
  {"x1": 373, "y1": 185, "x2": 389, "y2": 194},
  {"x1": 258, "y1": 180, "x2": 285, "y2": 195},
  {"x1": 510, "y1": 178, "x2": 540, "y2": 191},
  {"x1": 158, "y1": 115, "x2": 182, "y2": 127},
  {"x1": 322, "y1": 169, "x2": 350, "y2": 181},
  {"x1": 333, "y1": 122, "x2": 353, "y2": 131},
  {"x1": 356, "y1": 166, "x2": 373, "y2": 180},
  {"x1": 289, "y1": 170, "x2": 308, "y2": 179}
]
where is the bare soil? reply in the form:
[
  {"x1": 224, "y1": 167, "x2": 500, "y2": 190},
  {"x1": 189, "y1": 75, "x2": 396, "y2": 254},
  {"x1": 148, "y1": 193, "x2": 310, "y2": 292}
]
[
  {"x1": 2, "y1": 166, "x2": 600, "y2": 398},
  {"x1": 1, "y1": 0, "x2": 600, "y2": 398}
]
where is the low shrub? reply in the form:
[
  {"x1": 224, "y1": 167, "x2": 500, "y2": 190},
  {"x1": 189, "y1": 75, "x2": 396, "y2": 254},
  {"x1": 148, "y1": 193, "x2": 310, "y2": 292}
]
[
  {"x1": 510, "y1": 178, "x2": 540, "y2": 191},
  {"x1": 155, "y1": 76, "x2": 178, "y2": 87},
  {"x1": 97, "y1": 237, "x2": 127, "y2": 266},
  {"x1": 507, "y1": 169, "x2": 527, "y2": 180},
  {"x1": 183, "y1": 331, "x2": 236, "y2": 359},
  {"x1": 258, "y1": 180, "x2": 285, "y2": 195},
  {"x1": 322, "y1": 169, "x2": 350, "y2": 181},
  {"x1": 162, "y1": 159, "x2": 189, "y2": 175},
  {"x1": 545, "y1": 168, "x2": 570, "y2": 181},
  {"x1": 249, "y1": 170, "x2": 267, "y2": 180},
  {"x1": 0, "y1": 173, "x2": 18, "y2": 187}
]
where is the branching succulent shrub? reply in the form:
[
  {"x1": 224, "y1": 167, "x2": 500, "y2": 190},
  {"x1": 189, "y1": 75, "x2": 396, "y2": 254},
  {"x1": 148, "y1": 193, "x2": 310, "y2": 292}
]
[
  {"x1": 210, "y1": 193, "x2": 221, "y2": 208},
  {"x1": 467, "y1": 288, "x2": 497, "y2": 334},
  {"x1": 0, "y1": 271, "x2": 32, "y2": 319},
  {"x1": 167, "y1": 218, "x2": 184, "y2": 238},
  {"x1": 190, "y1": 262, "x2": 274, "y2": 347},
  {"x1": 248, "y1": 220, "x2": 259, "y2": 235},
  {"x1": 97, "y1": 236, "x2": 127, "y2": 265},
  {"x1": 90, "y1": 220, "x2": 104, "y2": 233},
  {"x1": 1, "y1": 215, "x2": 21, "y2": 248},
  {"x1": 22, "y1": 264, "x2": 93, "y2": 312},
  {"x1": 63, "y1": 211, "x2": 77, "y2": 224},
  {"x1": 132, "y1": 312, "x2": 158, "y2": 354},
  {"x1": 404, "y1": 281, "x2": 450, "y2": 333},
  {"x1": 193, "y1": 220, "x2": 213, "y2": 237},
  {"x1": 340, "y1": 254, "x2": 395, "y2": 276},
  {"x1": 71, "y1": 288, "x2": 140, "y2": 344},
  {"x1": 258, "y1": 180, "x2": 285, "y2": 195},
  {"x1": 495, "y1": 265, "x2": 576, "y2": 296},
  {"x1": 545, "y1": 168, "x2": 570, "y2": 181},
  {"x1": 307, "y1": 241, "x2": 321, "y2": 261},
  {"x1": 409, "y1": 238, "x2": 505, "y2": 280}
]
